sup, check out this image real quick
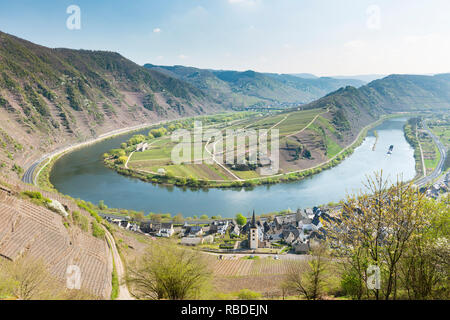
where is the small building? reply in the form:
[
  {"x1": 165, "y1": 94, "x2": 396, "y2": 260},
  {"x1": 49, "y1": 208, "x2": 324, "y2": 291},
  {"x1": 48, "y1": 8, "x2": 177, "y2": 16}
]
[
  {"x1": 136, "y1": 142, "x2": 149, "y2": 152},
  {"x1": 181, "y1": 237, "x2": 204, "y2": 246},
  {"x1": 305, "y1": 208, "x2": 314, "y2": 218},
  {"x1": 119, "y1": 220, "x2": 130, "y2": 229},
  {"x1": 230, "y1": 224, "x2": 240, "y2": 237},
  {"x1": 186, "y1": 226, "x2": 203, "y2": 237},
  {"x1": 274, "y1": 214, "x2": 296, "y2": 229},
  {"x1": 294, "y1": 242, "x2": 310, "y2": 254},
  {"x1": 157, "y1": 168, "x2": 166, "y2": 175},
  {"x1": 209, "y1": 220, "x2": 229, "y2": 235},
  {"x1": 157, "y1": 223, "x2": 174, "y2": 237}
]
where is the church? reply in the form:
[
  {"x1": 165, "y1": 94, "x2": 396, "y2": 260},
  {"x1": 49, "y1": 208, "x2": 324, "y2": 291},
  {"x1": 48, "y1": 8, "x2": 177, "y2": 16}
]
[{"x1": 248, "y1": 210, "x2": 263, "y2": 249}]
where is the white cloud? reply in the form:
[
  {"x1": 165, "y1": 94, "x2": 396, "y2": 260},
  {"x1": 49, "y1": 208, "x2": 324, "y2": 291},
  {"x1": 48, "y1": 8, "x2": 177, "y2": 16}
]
[
  {"x1": 153, "y1": 28, "x2": 161, "y2": 33},
  {"x1": 178, "y1": 54, "x2": 188, "y2": 60}
]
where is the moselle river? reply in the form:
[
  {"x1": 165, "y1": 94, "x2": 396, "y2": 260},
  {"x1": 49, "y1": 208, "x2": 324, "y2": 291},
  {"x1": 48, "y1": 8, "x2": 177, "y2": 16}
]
[{"x1": 50, "y1": 117, "x2": 416, "y2": 217}]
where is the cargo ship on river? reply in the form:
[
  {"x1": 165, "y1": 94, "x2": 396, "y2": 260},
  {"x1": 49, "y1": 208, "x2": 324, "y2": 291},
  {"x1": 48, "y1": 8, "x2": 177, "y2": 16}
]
[{"x1": 387, "y1": 145, "x2": 394, "y2": 155}]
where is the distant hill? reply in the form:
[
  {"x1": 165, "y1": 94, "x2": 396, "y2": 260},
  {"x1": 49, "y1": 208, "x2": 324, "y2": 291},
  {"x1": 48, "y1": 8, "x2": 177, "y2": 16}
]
[
  {"x1": 330, "y1": 74, "x2": 386, "y2": 83},
  {"x1": 302, "y1": 73, "x2": 450, "y2": 137},
  {"x1": 290, "y1": 73, "x2": 318, "y2": 79},
  {"x1": 144, "y1": 64, "x2": 366, "y2": 108}
]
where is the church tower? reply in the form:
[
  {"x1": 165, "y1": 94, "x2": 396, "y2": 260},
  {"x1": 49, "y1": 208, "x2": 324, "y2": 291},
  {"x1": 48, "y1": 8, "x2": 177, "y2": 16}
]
[{"x1": 249, "y1": 210, "x2": 258, "y2": 249}]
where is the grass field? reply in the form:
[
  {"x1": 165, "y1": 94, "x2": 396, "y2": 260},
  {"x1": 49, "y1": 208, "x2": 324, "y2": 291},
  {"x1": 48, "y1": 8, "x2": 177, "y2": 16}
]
[
  {"x1": 429, "y1": 121, "x2": 450, "y2": 149},
  {"x1": 424, "y1": 143, "x2": 441, "y2": 170},
  {"x1": 325, "y1": 136, "x2": 343, "y2": 159}
]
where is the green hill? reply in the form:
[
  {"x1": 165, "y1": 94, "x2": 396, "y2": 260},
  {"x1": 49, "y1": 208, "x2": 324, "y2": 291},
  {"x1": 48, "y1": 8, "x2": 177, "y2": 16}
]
[
  {"x1": 302, "y1": 74, "x2": 450, "y2": 137},
  {"x1": 144, "y1": 64, "x2": 365, "y2": 108}
]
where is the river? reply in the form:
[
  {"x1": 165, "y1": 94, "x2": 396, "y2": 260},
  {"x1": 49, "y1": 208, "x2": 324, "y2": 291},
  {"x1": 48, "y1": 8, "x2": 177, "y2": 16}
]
[{"x1": 50, "y1": 117, "x2": 416, "y2": 217}]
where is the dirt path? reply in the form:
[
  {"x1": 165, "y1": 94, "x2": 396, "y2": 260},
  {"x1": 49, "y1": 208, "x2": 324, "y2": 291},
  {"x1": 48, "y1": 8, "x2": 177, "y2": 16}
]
[
  {"x1": 286, "y1": 108, "x2": 329, "y2": 138},
  {"x1": 124, "y1": 151, "x2": 134, "y2": 169},
  {"x1": 104, "y1": 228, "x2": 134, "y2": 300},
  {"x1": 204, "y1": 137, "x2": 242, "y2": 181}
]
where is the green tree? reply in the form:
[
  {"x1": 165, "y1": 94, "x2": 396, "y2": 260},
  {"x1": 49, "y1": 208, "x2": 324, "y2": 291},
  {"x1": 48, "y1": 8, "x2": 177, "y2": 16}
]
[
  {"x1": 236, "y1": 213, "x2": 247, "y2": 226},
  {"x1": 116, "y1": 156, "x2": 128, "y2": 165},
  {"x1": 98, "y1": 200, "x2": 107, "y2": 210},
  {"x1": 173, "y1": 213, "x2": 184, "y2": 224}
]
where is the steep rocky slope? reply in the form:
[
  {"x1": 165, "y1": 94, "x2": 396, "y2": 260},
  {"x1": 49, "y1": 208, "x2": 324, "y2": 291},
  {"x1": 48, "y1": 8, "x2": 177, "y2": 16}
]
[{"x1": 0, "y1": 31, "x2": 223, "y2": 179}]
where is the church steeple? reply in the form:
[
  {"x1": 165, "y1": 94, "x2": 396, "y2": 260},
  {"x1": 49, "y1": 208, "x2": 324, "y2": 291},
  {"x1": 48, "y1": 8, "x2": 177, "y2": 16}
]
[
  {"x1": 251, "y1": 210, "x2": 256, "y2": 228},
  {"x1": 249, "y1": 210, "x2": 258, "y2": 249}
]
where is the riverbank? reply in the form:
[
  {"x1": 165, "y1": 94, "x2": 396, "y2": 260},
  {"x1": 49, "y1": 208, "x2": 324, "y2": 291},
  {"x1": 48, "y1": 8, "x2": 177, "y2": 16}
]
[
  {"x1": 105, "y1": 113, "x2": 409, "y2": 189},
  {"x1": 33, "y1": 113, "x2": 247, "y2": 190},
  {"x1": 48, "y1": 116, "x2": 417, "y2": 217}
]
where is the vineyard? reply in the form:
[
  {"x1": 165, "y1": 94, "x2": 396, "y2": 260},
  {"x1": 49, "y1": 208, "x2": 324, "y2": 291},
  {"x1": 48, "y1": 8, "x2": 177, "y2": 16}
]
[
  {"x1": 212, "y1": 257, "x2": 304, "y2": 277},
  {"x1": 0, "y1": 179, "x2": 112, "y2": 298}
]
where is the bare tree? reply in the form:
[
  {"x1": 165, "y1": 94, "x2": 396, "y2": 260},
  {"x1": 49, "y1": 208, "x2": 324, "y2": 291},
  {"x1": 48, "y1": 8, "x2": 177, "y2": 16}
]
[
  {"x1": 283, "y1": 243, "x2": 330, "y2": 300},
  {"x1": 0, "y1": 255, "x2": 95, "y2": 300},
  {"x1": 127, "y1": 241, "x2": 212, "y2": 300}
]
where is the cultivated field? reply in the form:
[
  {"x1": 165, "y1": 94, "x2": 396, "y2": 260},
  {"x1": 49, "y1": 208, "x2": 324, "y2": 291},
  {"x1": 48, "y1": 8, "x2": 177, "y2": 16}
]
[
  {"x1": 211, "y1": 256, "x2": 305, "y2": 277},
  {"x1": 0, "y1": 179, "x2": 112, "y2": 298},
  {"x1": 124, "y1": 107, "x2": 347, "y2": 182}
]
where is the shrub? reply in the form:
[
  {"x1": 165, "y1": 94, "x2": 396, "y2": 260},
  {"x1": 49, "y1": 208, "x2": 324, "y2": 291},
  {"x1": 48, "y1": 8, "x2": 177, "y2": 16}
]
[
  {"x1": 92, "y1": 221, "x2": 105, "y2": 238},
  {"x1": 237, "y1": 289, "x2": 262, "y2": 300},
  {"x1": 72, "y1": 211, "x2": 89, "y2": 232}
]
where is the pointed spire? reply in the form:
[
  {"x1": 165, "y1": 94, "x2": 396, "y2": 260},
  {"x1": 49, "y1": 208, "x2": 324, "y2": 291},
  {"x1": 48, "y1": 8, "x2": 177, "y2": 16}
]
[{"x1": 251, "y1": 210, "x2": 256, "y2": 228}]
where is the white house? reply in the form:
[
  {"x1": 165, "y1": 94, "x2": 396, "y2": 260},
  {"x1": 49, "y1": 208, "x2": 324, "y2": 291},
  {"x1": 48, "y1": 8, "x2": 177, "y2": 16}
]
[
  {"x1": 157, "y1": 223, "x2": 174, "y2": 237},
  {"x1": 136, "y1": 142, "x2": 149, "y2": 152}
]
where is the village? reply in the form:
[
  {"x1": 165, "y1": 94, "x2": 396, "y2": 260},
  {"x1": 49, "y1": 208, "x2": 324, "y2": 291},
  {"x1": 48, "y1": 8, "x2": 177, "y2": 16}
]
[
  {"x1": 102, "y1": 206, "x2": 338, "y2": 255},
  {"x1": 101, "y1": 171, "x2": 449, "y2": 257},
  {"x1": 422, "y1": 172, "x2": 450, "y2": 199}
]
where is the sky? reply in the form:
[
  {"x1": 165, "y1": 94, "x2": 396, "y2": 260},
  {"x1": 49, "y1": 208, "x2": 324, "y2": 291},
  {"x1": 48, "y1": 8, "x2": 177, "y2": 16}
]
[{"x1": 1, "y1": 0, "x2": 450, "y2": 76}]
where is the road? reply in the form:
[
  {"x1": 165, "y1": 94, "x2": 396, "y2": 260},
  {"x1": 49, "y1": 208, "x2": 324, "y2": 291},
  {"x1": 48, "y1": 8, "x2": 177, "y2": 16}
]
[
  {"x1": 22, "y1": 160, "x2": 40, "y2": 184},
  {"x1": 104, "y1": 228, "x2": 134, "y2": 300},
  {"x1": 414, "y1": 122, "x2": 447, "y2": 187},
  {"x1": 20, "y1": 119, "x2": 176, "y2": 186}
]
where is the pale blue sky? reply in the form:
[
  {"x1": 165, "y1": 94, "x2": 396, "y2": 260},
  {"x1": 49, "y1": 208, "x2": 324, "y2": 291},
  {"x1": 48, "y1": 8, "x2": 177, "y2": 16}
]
[{"x1": 1, "y1": 0, "x2": 450, "y2": 76}]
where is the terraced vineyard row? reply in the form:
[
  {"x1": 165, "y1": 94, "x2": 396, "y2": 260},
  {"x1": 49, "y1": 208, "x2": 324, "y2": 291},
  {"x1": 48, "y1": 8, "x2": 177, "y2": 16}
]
[
  {"x1": 213, "y1": 258, "x2": 304, "y2": 277},
  {"x1": 0, "y1": 181, "x2": 112, "y2": 298}
]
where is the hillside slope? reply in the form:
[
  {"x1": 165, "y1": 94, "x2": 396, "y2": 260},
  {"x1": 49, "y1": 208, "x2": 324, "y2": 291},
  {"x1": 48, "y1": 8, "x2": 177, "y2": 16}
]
[
  {"x1": 0, "y1": 180, "x2": 112, "y2": 298},
  {"x1": 144, "y1": 64, "x2": 365, "y2": 108},
  {"x1": 0, "y1": 31, "x2": 223, "y2": 179},
  {"x1": 302, "y1": 74, "x2": 450, "y2": 139}
]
